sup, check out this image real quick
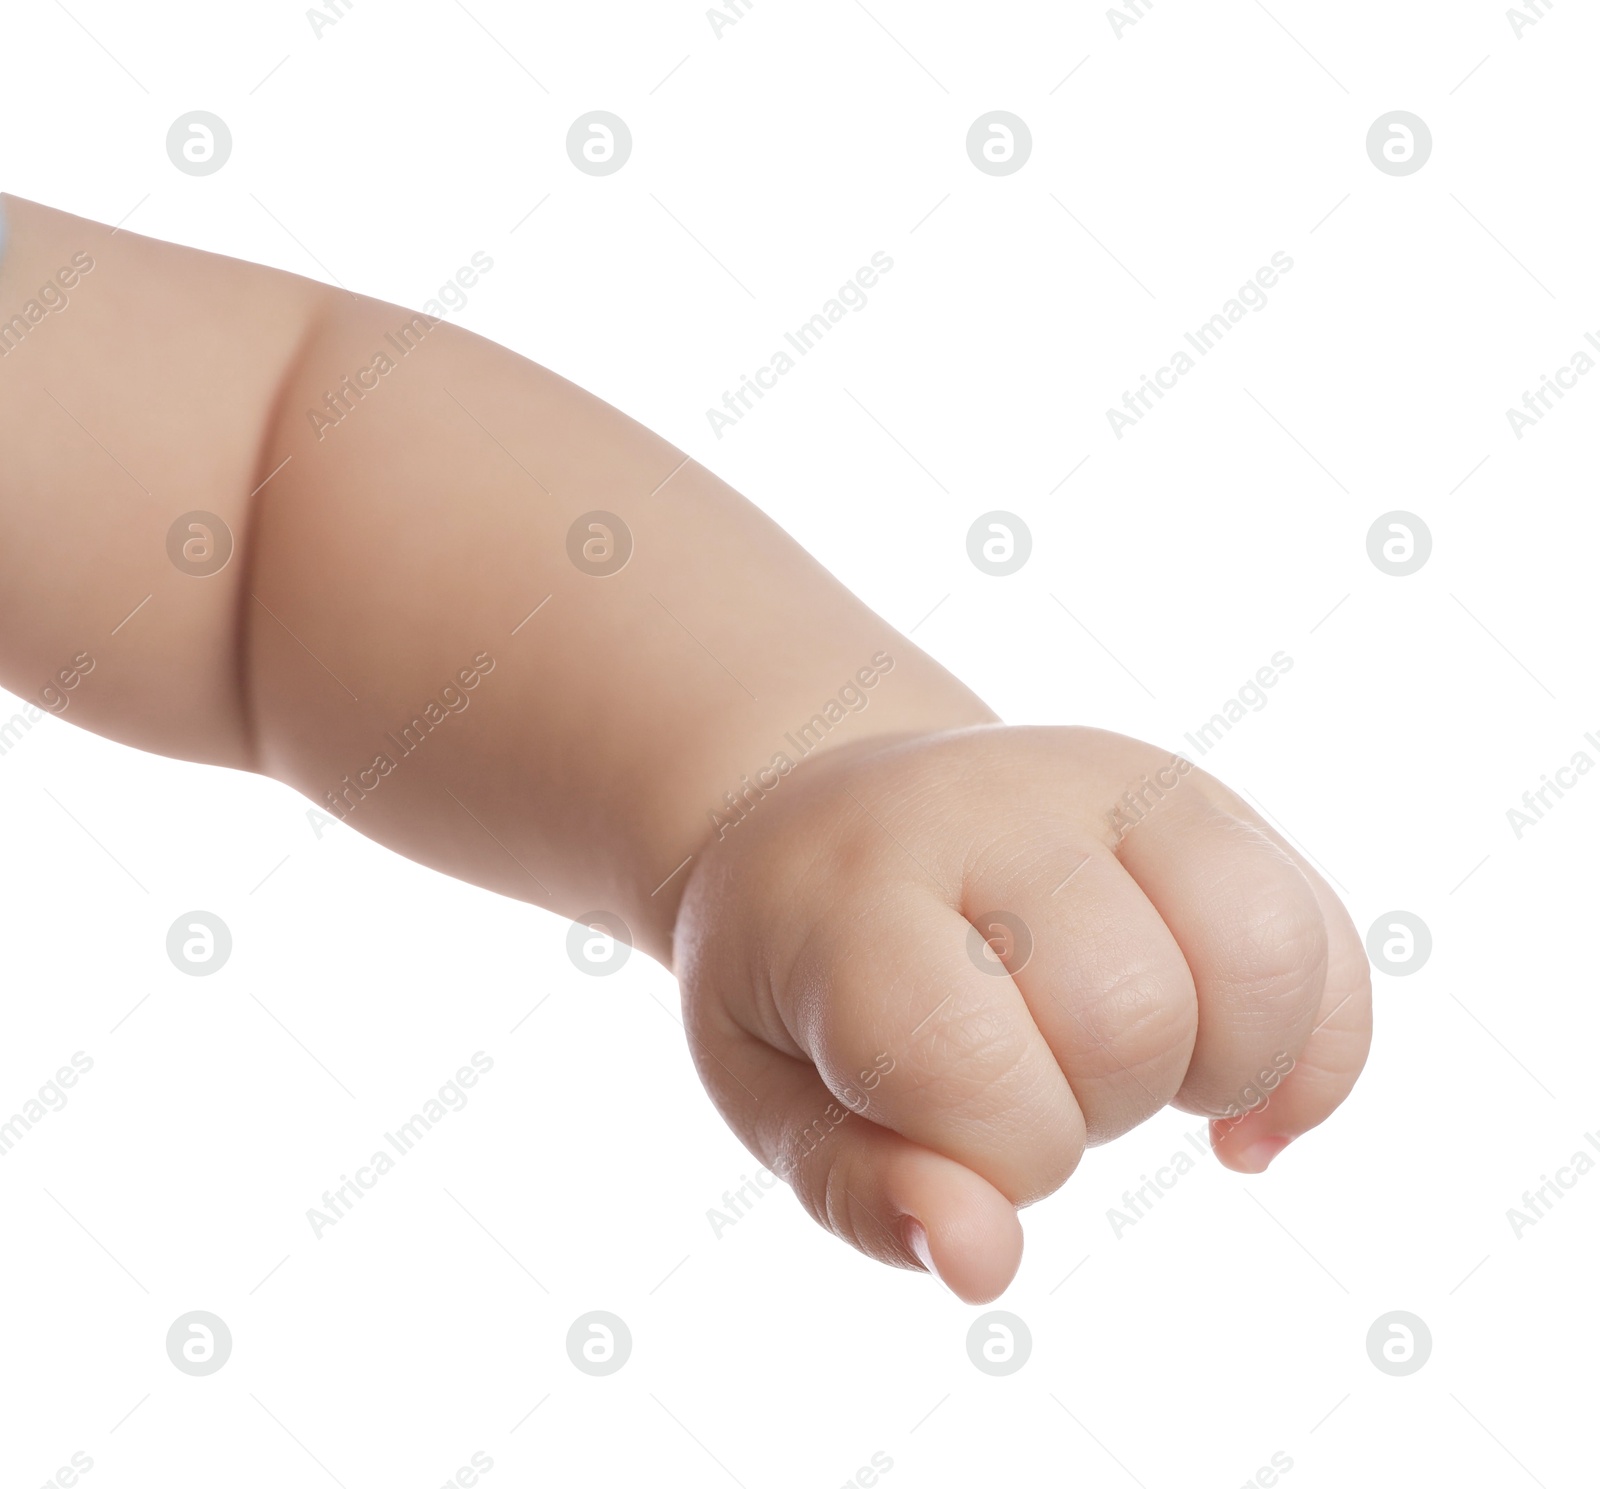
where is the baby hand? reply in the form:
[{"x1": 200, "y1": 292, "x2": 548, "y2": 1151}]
[{"x1": 675, "y1": 725, "x2": 1371, "y2": 1302}]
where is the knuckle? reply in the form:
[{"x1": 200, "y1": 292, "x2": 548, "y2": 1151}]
[
  {"x1": 1076, "y1": 966, "x2": 1198, "y2": 1081},
  {"x1": 910, "y1": 995, "x2": 1036, "y2": 1109},
  {"x1": 1216, "y1": 872, "x2": 1328, "y2": 1019},
  {"x1": 903, "y1": 1003, "x2": 1084, "y2": 1204},
  {"x1": 1009, "y1": 1100, "x2": 1085, "y2": 1203}
]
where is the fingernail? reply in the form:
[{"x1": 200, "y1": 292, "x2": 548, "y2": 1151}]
[
  {"x1": 903, "y1": 1217, "x2": 947, "y2": 1289},
  {"x1": 1238, "y1": 1135, "x2": 1291, "y2": 1173}
]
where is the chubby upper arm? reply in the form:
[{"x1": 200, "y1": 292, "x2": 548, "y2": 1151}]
[
  {"x1": 0, "y1": 193, "x2": 329, "y2": 770},
  {"x1": 1, "y1": 194, "x2": 993, "y2": 945}
]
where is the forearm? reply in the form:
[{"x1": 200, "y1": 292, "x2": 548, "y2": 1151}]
[
  {"x1": 248, "y1": 282, "x2": 998, "y2": 959},
  {"x1": 0, "y1": 195, "x2": 996, "y2": 961}
]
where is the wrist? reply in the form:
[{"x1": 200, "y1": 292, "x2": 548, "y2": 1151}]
[{"x1": 641, "y1": 653, "x2": 998, "y2": 965}]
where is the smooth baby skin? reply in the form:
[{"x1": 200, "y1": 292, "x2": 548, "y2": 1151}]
[{"x1": 0, "y1": 195, "x2": 1371, "y2": 1303}]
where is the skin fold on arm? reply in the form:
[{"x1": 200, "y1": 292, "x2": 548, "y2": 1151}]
[
  {"x1": 0, "y1": 194, "x2": 994, "y2": 957},
  {"x1": 0, "y1": 194, "x2": 1373, "y2": 1304}
]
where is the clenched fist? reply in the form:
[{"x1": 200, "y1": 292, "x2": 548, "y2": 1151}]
[
  {"x1": 0, "y1": 194, "x2": 1372, "y2": 1310},
  {"x1": 676, "y1": 725, "x2": 1372, "y2": 1303}
]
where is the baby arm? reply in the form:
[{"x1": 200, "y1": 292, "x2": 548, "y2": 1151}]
[
  {"x1": 0, "y1": 194, "x2": 1371, "y2": 1302},
  {"x1": 0, "y1": 193, "x2": 993, "y2": 949}
]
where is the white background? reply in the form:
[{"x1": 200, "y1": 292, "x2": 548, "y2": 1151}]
[{"x1": 2, "y1": 1, "x2": 1597, "y2": 1485}]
